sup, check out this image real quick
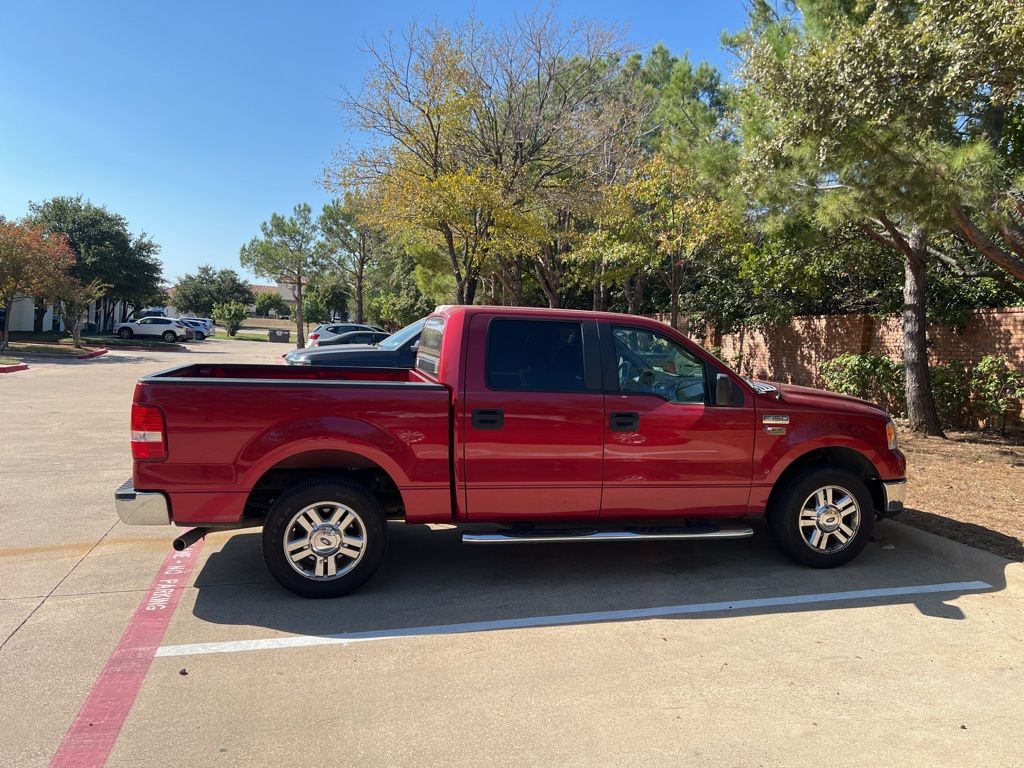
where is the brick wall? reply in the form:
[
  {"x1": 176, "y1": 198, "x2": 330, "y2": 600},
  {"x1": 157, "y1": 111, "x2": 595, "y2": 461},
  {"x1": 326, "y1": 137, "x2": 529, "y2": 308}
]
[
  {"x1": 651, "y1": 307, "x2": 1024, "y2": 430},
  {"x1": 695, "y1": 307, "x2": 1024, "y2": 386}
]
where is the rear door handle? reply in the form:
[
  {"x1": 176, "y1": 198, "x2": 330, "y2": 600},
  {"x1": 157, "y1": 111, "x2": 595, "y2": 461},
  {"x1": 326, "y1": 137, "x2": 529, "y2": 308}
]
[
  {"x1": 609, "y1": 411, "x2": 639, "y2": 432},
  {"x1": 472, "y1": 409, "x2": 504, "y2": 429}
]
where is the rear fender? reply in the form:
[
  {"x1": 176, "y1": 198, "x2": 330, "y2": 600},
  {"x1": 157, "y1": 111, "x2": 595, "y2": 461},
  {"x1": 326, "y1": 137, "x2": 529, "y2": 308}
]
[{"x1": 237, "y1": 416, "x2": 415, "y2": 491}]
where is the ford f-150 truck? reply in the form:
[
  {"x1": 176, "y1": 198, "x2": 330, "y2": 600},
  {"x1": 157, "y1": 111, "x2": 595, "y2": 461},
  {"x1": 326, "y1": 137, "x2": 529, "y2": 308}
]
[{"x1": 115, "y1": 305, "x2": 907, "y2": 597}]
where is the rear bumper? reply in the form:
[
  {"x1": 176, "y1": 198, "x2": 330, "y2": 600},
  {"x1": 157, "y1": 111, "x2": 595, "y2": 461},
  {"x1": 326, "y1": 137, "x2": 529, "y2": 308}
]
[
  {"x1": 114, "y1": 479, "x2": 171, "y2": 525},
  {"x1": 880, "y1": 479, "x2": 907, "y2": 517}
]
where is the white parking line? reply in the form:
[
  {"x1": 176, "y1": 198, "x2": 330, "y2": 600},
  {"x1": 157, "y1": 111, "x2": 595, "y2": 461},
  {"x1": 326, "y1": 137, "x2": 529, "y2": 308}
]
[{"x1": 156, "y1": 580, "x2": 991, "y2": 658}]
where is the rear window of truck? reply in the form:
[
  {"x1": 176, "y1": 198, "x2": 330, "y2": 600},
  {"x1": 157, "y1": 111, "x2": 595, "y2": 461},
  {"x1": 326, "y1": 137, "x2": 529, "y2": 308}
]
[{"x1": 416, "y1": 316, "x2": 445, "y2": 377}]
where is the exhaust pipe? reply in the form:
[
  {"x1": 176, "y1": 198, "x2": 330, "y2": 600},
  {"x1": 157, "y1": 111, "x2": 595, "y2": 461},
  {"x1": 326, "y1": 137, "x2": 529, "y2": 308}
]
[{"x1": 173, "y1": 527, "x2": 208, "y2": 552}]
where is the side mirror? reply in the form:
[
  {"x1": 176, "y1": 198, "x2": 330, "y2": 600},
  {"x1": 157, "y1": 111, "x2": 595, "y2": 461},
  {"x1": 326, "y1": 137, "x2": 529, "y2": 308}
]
[
  {"x1": 410, "y1": 342, "x2": 420, "y2": 353},
  {"x1": 715, "y1": 373, "x2": 733, "y2": 406}
]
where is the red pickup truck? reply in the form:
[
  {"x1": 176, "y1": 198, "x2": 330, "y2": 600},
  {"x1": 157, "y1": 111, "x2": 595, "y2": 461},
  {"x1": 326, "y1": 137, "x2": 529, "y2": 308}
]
[{"x1": 115, "y1": 305, "x2": 906, "y2": 597}]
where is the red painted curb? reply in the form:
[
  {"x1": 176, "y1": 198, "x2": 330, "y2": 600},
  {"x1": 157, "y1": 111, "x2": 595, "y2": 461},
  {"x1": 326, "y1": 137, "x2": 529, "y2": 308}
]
[
  {"x1": 48, "y1": 537, "x2": 205, "y2": 768},
  {"x1": 0, "y1": 363, "x2": 29, "y2": 374},
  {"x1": 75, "y1": 348, "x2": 109, "y2": 359}
]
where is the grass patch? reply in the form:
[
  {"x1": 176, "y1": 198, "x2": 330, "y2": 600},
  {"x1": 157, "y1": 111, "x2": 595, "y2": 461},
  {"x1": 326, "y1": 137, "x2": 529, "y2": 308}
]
[
  {"x1": 0, "y1": 356, "x2": 20, "y2": 365},
  {"x1": 241, "y1": 317, "x2": 294, "y2": 331},
  {"x1": 84, "y1": 336, "x2": 178, "y2": 348},
  {"x1": 3, "y1": 342, "x2": 85, "y2": 357},
  {"x1": 215, "y1": 331, "x2": 269, "y2": 342},
  {"x1": 9, "y1": 331, "x2": 180, "y2": 349}
]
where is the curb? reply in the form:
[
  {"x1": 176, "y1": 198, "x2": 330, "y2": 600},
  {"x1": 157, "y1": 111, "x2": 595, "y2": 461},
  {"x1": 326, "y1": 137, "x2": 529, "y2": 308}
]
[
  {"x1": 75, "y1": 348, "x2": 109, "y2": 359},
  {"x1": 0, "y1": 363, "x2": 29, "y2": 374}
]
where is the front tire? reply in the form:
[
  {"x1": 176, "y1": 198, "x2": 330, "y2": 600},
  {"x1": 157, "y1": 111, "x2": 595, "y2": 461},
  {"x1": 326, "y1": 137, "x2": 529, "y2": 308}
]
[
  {"x1": 119, "y1": 328, "x2": 133, "y2": 339},
  {"x1": 194, "y1": 331, "x2": 205, "y2": 340},
  {"x1": 768, "y1": 467, "x2": 874, "y2": 568},
  {"x1": 262, "y1": 478, "x2": 387, "y2": 598}
]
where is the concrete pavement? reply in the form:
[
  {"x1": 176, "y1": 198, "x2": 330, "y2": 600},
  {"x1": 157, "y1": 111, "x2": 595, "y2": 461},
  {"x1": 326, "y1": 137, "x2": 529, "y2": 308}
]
[{"x1": 1, "y1": 339, "x2": 1022, "y2": 767}]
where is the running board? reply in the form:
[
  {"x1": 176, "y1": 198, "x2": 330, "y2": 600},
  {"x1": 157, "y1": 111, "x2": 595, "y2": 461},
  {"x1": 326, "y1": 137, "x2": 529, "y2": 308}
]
[{"x1": 462, "y1": 525, "x2": 754, "y2": 545}]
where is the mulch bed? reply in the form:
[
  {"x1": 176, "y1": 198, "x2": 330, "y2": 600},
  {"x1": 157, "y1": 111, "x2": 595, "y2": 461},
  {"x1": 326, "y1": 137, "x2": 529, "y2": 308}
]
[{"x1": 898, "y1": 427, "x2": 1024, "y2": 561}]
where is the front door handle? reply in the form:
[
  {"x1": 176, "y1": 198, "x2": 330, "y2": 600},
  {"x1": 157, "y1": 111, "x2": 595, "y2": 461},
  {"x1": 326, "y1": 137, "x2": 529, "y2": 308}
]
[
  {"x1": 609, "y1": 411, "x2": 639, "y2": 432},
  {"x1": 472, "y1": 409, "x2": 504, "y2": 429}
]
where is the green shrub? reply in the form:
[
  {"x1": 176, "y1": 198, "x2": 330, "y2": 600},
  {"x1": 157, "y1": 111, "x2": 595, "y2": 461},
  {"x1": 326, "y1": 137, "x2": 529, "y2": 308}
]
[
  {"x1": 930, "y1": 360, "x2": 972, "y2": 429},
  {"x1": 819, "y1": 353, "x2": 905, "y2": 415},
  {"x1": 970, "y1": 355, "x2": 1024, "y2": 434},
  {"x1": 821, "y1": 353, "x2": 1024, "y2": 433},
  {"x1": 212, "y1": 301, "x2": 248, "y2": 337}
]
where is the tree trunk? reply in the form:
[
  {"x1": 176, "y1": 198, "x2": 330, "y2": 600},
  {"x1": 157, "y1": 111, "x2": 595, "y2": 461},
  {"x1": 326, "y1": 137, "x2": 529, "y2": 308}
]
[
  {"x1": 1, "y1": 298, "x2": 12, "y2": 354},
  {"x1": 294, "y1": 280, "x2": 305, "y2": 349},
  {"x1": 592, "y1": 264, "x2": 609, "y2": 311},
  {"x1": 903, "y1": 229, "x2": 945, "y2": 436},
  {"x1": 355, "y1": 261, "x2": 365, "y2": 323}
]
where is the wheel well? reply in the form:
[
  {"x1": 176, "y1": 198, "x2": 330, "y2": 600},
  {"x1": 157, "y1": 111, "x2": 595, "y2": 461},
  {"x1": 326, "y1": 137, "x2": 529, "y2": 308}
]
[
  {"x1": 243, "y1": 449, "x2": 405, "y2": 521},
  {"x1": 768, "y1": 447, "x2": 885, "y2": 515}
]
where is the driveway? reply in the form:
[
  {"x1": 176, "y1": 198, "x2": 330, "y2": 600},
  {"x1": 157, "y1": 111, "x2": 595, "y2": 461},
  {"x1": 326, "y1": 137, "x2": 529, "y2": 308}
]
[{"x1": 1, "y1": 340, "x2": 1022, "y2": 767}]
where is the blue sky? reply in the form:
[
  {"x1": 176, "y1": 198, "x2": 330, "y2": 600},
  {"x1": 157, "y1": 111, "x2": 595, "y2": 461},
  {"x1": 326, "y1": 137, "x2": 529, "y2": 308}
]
[{"x1": 0, "y1": 1, "x2": 748, "y2": 283}]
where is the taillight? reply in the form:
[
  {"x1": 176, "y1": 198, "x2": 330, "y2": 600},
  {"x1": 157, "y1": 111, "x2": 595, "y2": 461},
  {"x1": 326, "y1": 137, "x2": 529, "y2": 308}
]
[
  {"x1": 131, "y1": 403, "x2": 166, "y2": 460},
  {"x1": 309, "y1": 333, "x2": 320, "y2": 340}
]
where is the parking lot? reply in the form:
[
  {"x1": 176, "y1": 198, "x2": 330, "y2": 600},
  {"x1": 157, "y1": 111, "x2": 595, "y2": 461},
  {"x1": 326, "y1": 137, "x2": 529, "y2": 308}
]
[{"x1": 2, "y1": 340, "x2": 1023, "y2": 767}]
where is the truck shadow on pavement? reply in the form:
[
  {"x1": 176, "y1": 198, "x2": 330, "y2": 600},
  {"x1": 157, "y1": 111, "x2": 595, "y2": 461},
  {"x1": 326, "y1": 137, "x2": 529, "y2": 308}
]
[{"x1": 188, "y1": 519, "x2": 1013, "y2": 640}]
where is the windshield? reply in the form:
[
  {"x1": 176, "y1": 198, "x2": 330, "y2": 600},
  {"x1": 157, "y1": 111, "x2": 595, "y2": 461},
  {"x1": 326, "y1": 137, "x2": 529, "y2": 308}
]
[{"x1": 378, "y1": 318, "x2": 425, "y2": 351}]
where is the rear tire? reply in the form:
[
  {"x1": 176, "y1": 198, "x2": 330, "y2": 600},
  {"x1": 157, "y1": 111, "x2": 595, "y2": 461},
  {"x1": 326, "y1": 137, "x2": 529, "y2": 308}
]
[
  {"x1": 262, "y1": 477, "x2": 387, "y2": 598},
  {"x1": 119, "y1": 328, "x2": 133, "y2": 339},
  {"x1": 767, "y1": 466, "x2": 874, "y2": 568},
  {"x1": 162, "y1": 331, "x2": 176, "y2": 343}
]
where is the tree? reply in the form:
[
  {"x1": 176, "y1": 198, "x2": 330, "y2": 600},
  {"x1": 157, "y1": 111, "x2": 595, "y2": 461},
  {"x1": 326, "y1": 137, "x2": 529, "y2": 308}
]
[
  {"x1": 50, "y1": 274, "x2": 107, "y2": 347},
  {"x1": 254, "y1": 291, "x2": 287, "y2": 317},
  {"x1": 0, "y1": 221, "x2": 74, "y2": 353},
  {"x1": 212, "y1": 301, "x2": 248, "y2": 337},
  {"x1": 306, "y1": 278, "x2": 348, "y2": 321},
  {"x1": 725, "y1": 0, "x2": 1024, "y2": 435},
  {"x1": 239, "y1": 204, "x2": 327, "y2": 348},
  {"x1": 301, "y1": 292, "x2": 332, "y2": 325},
  {"x1": 27, "y1": 196, "x2": 164, "y2": 329},
  {"x1": 318, "y1": 193, "x2": 384, "y2": 322},
  {"x1": 330, "y1": 11, "x2": 641, "y2": 305},
  {"x1": 173, "y1": 266, "x2": 254, "y2": 317},
  {"x1": 580, "y1": 155, "x2": 736, "y2": 325}
]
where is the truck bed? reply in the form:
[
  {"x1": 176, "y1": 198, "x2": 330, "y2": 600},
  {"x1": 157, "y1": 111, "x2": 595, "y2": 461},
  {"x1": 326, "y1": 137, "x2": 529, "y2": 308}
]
[{"x1": 133, "y1": 362, "x2": 452, "y2": 525}]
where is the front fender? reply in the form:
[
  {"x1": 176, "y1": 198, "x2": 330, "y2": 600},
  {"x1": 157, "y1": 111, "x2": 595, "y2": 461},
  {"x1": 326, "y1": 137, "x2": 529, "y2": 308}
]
[{"x1": 758, "y1": 419, "x2": 885, "y2": 485}]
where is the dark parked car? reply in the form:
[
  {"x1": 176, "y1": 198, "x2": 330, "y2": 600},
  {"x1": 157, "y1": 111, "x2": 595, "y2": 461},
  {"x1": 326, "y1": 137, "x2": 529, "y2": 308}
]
[
  {"x1": 317, "y1": 329, "x2": 390, "y2": 347},
  {"x1": 284, "y1": 319, "x2": 424, "y2": 367}
]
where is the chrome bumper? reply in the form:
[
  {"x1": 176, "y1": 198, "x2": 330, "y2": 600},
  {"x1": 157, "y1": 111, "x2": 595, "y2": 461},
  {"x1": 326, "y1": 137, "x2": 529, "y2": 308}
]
[
  {"x1": 881, "y1": 479, "x2": 907, "y2": 516},
  {"x1": 114, "y1": 479, "x2": 171, "y2": 525}
]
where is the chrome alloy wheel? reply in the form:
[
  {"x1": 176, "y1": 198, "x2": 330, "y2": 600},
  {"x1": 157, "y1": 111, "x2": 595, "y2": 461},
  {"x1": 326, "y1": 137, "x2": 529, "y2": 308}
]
[
  {"x1": 283, "y1": 502, "x2": 367, "y2": 580},
  {"x1": 798, "y1": 485, "x2": 861, "y2": 553}
]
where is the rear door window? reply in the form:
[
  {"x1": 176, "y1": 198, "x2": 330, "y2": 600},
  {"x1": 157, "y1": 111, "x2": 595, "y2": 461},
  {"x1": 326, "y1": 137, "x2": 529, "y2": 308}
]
[{"x1": 486, "y1": 318, "x2": 585, "y2": 392}]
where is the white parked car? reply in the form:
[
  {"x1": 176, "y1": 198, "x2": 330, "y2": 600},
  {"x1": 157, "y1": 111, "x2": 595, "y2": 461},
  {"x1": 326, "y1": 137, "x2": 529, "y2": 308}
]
[{"x1": 114, "y1": 317, "x2": 193, "y2": 342}]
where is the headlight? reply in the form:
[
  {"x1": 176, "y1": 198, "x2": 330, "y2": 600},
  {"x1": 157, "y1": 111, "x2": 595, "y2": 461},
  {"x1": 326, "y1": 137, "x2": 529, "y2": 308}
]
[{"x1": 885, "y1": 419, "x2": 899, "y2": 451}]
